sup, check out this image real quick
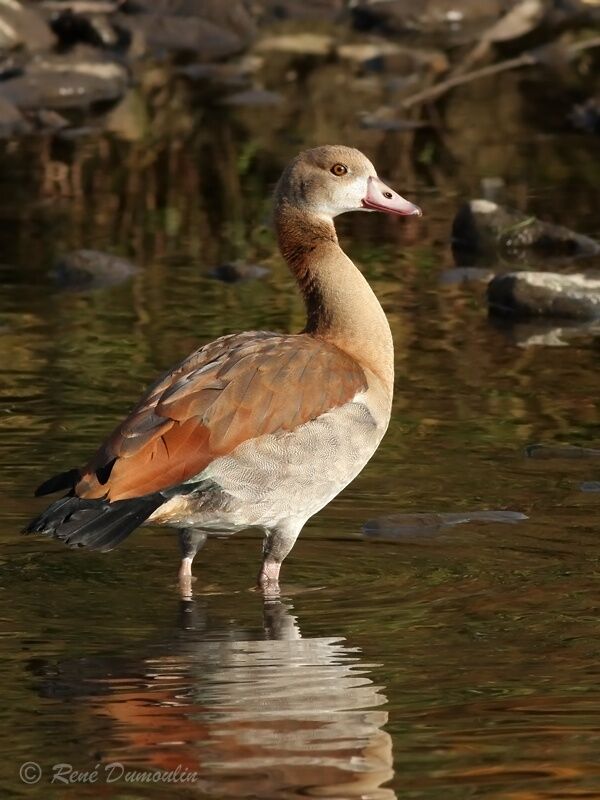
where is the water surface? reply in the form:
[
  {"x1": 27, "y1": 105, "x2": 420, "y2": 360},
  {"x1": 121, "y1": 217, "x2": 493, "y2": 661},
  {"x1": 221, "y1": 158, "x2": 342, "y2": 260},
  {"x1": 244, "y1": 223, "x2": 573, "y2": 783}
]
[{"x1": 1, "y1": 63, "x2": 600, "y2": 798}]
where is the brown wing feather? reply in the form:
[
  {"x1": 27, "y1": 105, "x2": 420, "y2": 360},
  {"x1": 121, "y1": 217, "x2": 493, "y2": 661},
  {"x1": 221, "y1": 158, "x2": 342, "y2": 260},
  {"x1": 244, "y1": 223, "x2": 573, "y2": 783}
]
[{"x1": 75, "y1": 332, "x2": 366, "y2": 502}]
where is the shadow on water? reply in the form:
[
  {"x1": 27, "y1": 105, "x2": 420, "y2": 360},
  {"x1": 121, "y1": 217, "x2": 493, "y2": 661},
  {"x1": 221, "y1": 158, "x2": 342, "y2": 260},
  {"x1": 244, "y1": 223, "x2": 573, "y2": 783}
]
[{"x1": 27, "y1": 596, "x2": 395, "y2": 799}]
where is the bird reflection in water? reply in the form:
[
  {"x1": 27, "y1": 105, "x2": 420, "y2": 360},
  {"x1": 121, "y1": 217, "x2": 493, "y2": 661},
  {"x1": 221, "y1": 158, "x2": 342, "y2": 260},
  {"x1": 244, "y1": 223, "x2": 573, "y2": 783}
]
[{"x1": 33, "y1": 598, "x2": 395, "y2": 799}]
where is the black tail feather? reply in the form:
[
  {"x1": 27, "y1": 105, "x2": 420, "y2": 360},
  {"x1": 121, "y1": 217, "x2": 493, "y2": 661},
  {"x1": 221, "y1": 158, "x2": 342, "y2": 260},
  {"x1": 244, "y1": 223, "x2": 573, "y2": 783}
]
[
  {"x1": 23, "y1": 494, "x2": 164, "y2": 552},
  {"x1": 35, "y1": 469, "x2": 80, "y2": 497}
]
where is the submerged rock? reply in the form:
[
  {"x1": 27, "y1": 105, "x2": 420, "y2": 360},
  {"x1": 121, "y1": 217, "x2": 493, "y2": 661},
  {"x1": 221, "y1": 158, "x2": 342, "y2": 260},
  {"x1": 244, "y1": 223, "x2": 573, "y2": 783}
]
[
  {"x1": 487, "y1": 271, "x2": 600, "y2": 320},
  {"x1": 0, "y1": 48, "x2": 128, "y2": 110},
  {"x1": 0, "y1": 1, "x2": 55, "y2": 52},
  {"x1": 525, "y1": 444, "x2": 600, "y2": 460},
  {"x1": 453, "y1": 199, "x2": 600, "y2": 263},
  {"x1": 52, "y1": 250, "x2": 139, "y2": 290},
  {"x1": 209, "y1": 261, "x2": 270, "y2": 283},
  {"x1": 362, "y1": 510, "x2": 527, "y2": 540}
]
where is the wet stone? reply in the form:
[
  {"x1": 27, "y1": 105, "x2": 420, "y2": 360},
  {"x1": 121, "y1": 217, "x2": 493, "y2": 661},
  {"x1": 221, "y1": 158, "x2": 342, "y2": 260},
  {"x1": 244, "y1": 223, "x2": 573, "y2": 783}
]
[
  {"x1": 487, "y1": 271, "x2": 600, "y2": 320},
  {"x1": 0, "y1": 48, "x2": 128, "y2": 110},
  {"x1": 453, "y1": 199, "x2": 600, "y2": 264},
  {"x1": 49, "y1": 10, "x2": 123, "y2": 49},
  {"x1": 0, "y1": 0, "x2": 55, "y2": 52},
  {"x1": 362, "y1": 510, "x2": 527, "y2": 540},
  {"x1": 122, "y1": 0, "x2": 257, "y2": 44},
  {"x1": 525, "y1": 444, "x2": 600, "y2": 460},
  {"x1": 115, "y1": 13, "x2": 246, "y2": 60},
  {"x1": 351, "y1": 0, "x2": 509, "y2": 42},
  {"x1": 52, "y1": 250, "x2": 139, "y2": 290}
]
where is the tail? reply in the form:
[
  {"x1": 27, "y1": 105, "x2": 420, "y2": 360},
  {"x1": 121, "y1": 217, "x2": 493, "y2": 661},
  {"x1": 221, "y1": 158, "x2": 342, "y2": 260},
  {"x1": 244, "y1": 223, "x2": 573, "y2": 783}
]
[{"x1": 23, "y1": 493, "x2": 164, "y2": 552}]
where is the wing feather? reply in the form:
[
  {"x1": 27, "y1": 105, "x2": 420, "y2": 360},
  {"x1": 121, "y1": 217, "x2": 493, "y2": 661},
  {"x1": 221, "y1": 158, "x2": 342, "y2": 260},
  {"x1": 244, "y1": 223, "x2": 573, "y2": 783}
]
[{"x1": 73, "y1": 332, "x2": 366, "y2": 501}]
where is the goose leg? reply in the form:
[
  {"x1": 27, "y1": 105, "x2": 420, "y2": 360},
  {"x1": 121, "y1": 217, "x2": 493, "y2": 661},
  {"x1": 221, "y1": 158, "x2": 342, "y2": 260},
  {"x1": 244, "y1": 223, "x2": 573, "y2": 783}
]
[
  {"x1": 258, "y1": 520, "x2": 303, "y2": 595},
  {"x1": 178, "y1": 528, "x2": 208, "y2": 598}
]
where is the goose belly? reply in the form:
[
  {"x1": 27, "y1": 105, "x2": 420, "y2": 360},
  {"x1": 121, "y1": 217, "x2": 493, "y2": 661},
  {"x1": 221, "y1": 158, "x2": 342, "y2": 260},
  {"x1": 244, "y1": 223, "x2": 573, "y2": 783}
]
[{"x1": 151, "y1": 398, "x2": 387, "y2": 531}]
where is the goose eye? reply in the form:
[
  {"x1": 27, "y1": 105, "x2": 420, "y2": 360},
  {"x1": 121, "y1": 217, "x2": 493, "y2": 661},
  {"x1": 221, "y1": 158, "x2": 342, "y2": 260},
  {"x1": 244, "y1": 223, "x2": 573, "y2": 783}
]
[{"x1": 330, "y1": 163, "x2": 348, "y2": 177}]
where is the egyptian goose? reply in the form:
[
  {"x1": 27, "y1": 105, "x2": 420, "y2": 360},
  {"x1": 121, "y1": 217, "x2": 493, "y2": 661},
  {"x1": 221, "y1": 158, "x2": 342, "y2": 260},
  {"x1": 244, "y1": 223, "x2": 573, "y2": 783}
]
[{"x1": 24, "y1": 146, "x2": 421, "y2": 592}]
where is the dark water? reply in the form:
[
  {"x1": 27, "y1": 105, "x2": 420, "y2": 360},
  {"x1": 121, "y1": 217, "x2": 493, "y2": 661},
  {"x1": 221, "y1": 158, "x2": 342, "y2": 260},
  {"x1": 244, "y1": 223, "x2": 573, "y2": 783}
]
[{"x1": 1, "y1": 63, "x2": 600, "y2": 799}]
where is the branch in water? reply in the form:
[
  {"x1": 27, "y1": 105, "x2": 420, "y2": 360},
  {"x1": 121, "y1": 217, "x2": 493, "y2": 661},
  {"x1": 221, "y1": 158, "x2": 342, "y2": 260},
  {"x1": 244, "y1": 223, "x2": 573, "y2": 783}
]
[{"x1": 400, "y1": 36, "x2": 600, "y2": 109}]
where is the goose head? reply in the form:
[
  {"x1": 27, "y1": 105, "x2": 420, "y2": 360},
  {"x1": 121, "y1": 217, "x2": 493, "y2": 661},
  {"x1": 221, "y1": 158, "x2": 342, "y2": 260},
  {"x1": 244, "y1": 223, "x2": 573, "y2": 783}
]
[{"x1": 275, "y1": 145, "x2": 421, "y2": 221}]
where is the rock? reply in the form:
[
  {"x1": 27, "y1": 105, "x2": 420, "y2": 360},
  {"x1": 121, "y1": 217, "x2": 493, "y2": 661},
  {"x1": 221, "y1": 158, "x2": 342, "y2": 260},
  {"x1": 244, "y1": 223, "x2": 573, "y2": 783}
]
[
  {"x1": 52, "y1": 250, "x2": 139, "y2": 290},
  {"x1": 0, "y1": 48, "x2": 128, "y2": 110},
  {"x1": 0, "y1": 93, "x2": 30, "y2": 136},
  {"x1": 126, "y1": 0, "x2": 256, "y2": 42},
  {"x1": 362, "y1": 510, "x2": 527, "y2": 540},
  {"x1": 256, "y1": 33, "x2": 334, "y2": 57},
  {"x1": 49, "y1": 10, "x2": 124, "y2": 49},
  {"x1": 0, "y1": 0, "x2": 55, "y2": 52},
  {"x1": 487, "y1": 271, "x2": 600, "y2": 320},
  {"x1": 221, "y1": 88, "x2": 282, "y2": 107},
  {"x1": 351, "y1": 0, "x2": 510, "y2": 42},
  {"x1": 453, "y1": 199, "x2": 600, "y2": 263},
  {"x1": 209, "y1": 261, "x2": 270, "y2": 283},
  {"x1": 525, "y1": 444, "x2": 600, "y2": 460},
  {"x1": 115, "y1": 13, "x2": 246, "y2": 59}
]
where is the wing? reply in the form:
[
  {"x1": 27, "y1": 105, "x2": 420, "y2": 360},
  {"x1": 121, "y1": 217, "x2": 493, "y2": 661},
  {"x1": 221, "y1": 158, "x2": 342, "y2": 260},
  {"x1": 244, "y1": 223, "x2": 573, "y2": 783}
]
[{"x1": 69, "y1": 331, "x2": 367, "y2": 501}]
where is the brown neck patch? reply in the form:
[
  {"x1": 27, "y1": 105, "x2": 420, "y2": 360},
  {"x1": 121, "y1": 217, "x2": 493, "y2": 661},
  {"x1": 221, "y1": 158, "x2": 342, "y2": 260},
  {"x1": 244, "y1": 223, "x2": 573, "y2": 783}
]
[{"x1": 275, "y1": 200, "x2": 338, "y2": 333}]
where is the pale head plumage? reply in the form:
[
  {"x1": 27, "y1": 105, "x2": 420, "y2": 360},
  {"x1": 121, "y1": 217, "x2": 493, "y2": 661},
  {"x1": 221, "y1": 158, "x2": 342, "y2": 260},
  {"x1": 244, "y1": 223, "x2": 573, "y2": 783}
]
[{"x1": 274, "y1": 145, "x2": 421, "y2": 220}]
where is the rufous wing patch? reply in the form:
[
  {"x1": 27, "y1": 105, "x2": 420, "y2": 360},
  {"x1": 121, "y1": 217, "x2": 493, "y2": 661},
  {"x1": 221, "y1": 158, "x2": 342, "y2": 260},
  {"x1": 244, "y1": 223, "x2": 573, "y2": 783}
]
[{"x1": 75, "y1": 332, "x2": 366, "y2": 502}]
